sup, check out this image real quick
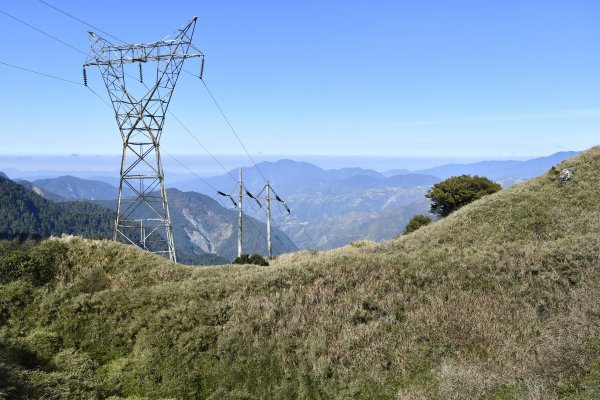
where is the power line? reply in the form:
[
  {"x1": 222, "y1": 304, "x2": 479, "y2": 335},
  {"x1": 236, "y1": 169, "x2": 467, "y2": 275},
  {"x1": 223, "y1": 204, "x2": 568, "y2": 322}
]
[
  {"x1": 28, "y1": 1, "x2": 262, "y2": 196},
  {"x1": 86, "y1": 85, "x2": 112, "y2": 108},
  {"x1": 0, "y1": 60, "x2": 81, "y2": 85},
  {"x1": 162, "y1": 150, "x2": 232, "y2": 210},
  {"x1": 301, "y1": 228, "x2": 319, "y2": 251},
  {"x1": 6, "y1": 4, "x2": 239, "y2": 192},
  {"x1": 160, "y1": 151, "x2": 219, "y2": 193},
  {"x1": 36, "y1": 0, "x2": 200, "y2": 78},
  {"x1": 14, "y1": 3, "x2": 303, "y2": 254},
  {"x1": 0, "y1": 9, "x2": 111, "y2": 107},
  {"x1": 37, "y1": 0, "x2": 126, "y2": 44},
  {"x1": 199, "y1": 78, "x2": 269, "y2": 182},
  {"x1": 167, "y1": 110, "x2": 240, "y2": 186},
  {"x1": 0, "y1": 9, "x2": 87, "y2": 56}
]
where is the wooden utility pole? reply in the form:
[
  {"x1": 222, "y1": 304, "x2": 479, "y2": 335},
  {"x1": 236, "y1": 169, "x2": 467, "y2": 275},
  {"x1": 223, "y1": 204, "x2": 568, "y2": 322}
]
[
  {"x1": 238, "y1": 167, "x2": 243, "y2": 258},
  {"x1": 265, "y1": 181, "x2": 272, "y2": 260}
]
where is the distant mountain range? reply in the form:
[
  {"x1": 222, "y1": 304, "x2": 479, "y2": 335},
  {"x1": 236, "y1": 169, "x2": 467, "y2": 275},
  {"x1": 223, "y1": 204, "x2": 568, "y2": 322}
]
[
  {"x1": 30, "y1": 176, "x2": 121, "y2": 200},
  {"x1": 181, "y1": 152, "x2": 579, "y2": 249},
  {"x1": 1, "y1": 150, "x2": 580, "y2": 252},
  {"x1": 407, "y1": 151, "x2": 579, "y2": 181},
  {"x1": 171, "y1": 159, "x2": 438, "y2": 195}
]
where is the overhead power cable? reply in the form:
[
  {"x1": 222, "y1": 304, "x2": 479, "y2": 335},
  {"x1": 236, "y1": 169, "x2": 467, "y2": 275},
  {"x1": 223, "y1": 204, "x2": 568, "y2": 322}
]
[
  {"x1": 37, "y1": 0, "x2": 200, "y2": 80},
  {"x1": 0, "y1": 9, "x2": 112, "y2": 108},
  {"x1": 162, "y1": 151, "x2": 232, "y2": 209},
  {"x1": 269, "y1": 185, "x2": 291, "y2": 214},
  {"x1": 30, "y1": 0, "x2": 263, "y2": 197},
  {"x1": 167, "y1": 110, "x2": 240, "y2": 186},
  {"x1": 8, "y1": 5, "x2": 242, "y2": 191},
  {"x1": 199, "y1": 78, "x2": 268, "y2": 182},
  {"x1": 37, "y1": 0, "x2": 127, "y2": 44},
  {"x1": 0, "y1": 9, "x2": 87, "y2": 56},
  {"x1": 0, "y1": 60, "x2": 81, "y2": 85}
]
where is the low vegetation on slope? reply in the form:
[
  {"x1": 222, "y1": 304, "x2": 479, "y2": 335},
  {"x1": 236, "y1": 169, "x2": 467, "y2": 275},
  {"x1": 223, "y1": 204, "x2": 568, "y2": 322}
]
[{"x1": 2, "y1": 149, "x2": 600, "y2": 398}]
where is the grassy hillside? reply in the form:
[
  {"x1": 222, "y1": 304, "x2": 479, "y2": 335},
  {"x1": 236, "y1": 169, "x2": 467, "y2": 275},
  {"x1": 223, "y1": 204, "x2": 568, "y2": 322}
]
[{"x1": 2, "y1": 149, "x2": 600, "y2": 398}]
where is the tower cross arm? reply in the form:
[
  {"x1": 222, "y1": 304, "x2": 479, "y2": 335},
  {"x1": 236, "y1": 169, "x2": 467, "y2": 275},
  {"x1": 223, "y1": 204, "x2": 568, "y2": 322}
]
[
  {"x1": 84, "y1": 16, "x2": 203, "y2": 67},
  {"x1": 84, "y1": 40, "x2": 203, "y2": 66}
]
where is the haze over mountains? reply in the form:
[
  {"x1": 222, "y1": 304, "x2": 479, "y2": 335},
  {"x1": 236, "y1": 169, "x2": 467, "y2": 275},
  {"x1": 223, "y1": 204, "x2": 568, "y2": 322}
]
[
  {"x1": 1, "y1": 151, "x2": 580, "y2": 252},
  {"x1": 169, "y1": 152, "x2": 580, "y2": 248}
]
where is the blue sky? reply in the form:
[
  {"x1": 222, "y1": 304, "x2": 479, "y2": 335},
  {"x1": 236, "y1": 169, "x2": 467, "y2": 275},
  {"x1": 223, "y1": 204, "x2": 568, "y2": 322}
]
[{"x1": 0, "y1": 0, "x2": 599, "y2": 158}]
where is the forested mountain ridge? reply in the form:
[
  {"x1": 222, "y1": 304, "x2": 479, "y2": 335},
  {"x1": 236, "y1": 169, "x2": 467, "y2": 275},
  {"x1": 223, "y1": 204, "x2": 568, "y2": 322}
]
[
  {"x1": 0, "y1": 174, "x2": 113, "y2": 238},
  {"x1": 0, "y1": 172, "x2": 294, "y2": 263}
]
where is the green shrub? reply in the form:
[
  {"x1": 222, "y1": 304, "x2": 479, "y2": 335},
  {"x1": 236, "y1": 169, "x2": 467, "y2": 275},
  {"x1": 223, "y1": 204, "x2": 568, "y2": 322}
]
[
  {"x1": 0, "y1": 240, "x2": 68, "y2": 286},
  {"x1": 426, "y1": 175, "x2": 501, "y2": 217},
  {"x1": 403, "y1": 214, "x2": 433, "y2": 234},
  {"x1": 232, "y1": 253, "x2": 269, "y2": 266}
]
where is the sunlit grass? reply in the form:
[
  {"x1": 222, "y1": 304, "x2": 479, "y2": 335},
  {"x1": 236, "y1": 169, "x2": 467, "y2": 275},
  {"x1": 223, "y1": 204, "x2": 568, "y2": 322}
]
[{"x1": 2, "y1": 149, "x2": 600, "y2": 398}]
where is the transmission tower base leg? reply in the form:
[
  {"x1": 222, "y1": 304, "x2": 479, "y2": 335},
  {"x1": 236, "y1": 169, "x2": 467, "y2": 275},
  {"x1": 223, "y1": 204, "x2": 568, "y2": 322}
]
[{"x1": 114, "y1": 142, "x2": 177, "y2": 263}]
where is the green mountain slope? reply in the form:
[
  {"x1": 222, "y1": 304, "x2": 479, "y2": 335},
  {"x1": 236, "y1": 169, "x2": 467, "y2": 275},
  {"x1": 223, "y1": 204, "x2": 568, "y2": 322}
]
[
  {"x1": 2, "y1": 149, "x2": 600, "y2": 398},
  {"x1": 0, "y1": 175, "x2": 228, "y2": 266},
  {"x1": 0, "y1": 175, "x2": 113, "y2": 238}
]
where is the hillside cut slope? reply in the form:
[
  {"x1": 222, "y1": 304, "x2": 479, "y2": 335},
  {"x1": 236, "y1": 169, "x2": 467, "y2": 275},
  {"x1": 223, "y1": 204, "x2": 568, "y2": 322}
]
[{"x1": 2, "y1": 149, "x2": 600, "y2": 398}]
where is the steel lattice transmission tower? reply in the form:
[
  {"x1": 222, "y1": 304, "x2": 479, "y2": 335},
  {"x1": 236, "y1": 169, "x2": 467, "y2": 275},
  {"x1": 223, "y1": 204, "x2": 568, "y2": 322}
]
[{"x1": 84, "y1": 18, "x2": 204, "y2": 262}]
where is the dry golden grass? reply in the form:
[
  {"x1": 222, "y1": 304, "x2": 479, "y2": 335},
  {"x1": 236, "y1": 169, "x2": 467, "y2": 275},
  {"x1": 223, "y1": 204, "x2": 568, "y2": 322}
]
[{"x1": 2, "y1": 148, "x2": 600, "y2": 398}]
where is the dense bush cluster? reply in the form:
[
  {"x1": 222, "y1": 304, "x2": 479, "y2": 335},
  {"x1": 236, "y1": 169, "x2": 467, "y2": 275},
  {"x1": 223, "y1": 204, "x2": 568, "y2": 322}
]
[
  {"x1": 403, "y1": 214, "x2": 432, "y2": 234},
  {"x1": 233, "y1": 253, "x2": 269, "y2": 266},
  {"x1": 426, "y1": 174, "x2": 501, "y2": 217}
]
